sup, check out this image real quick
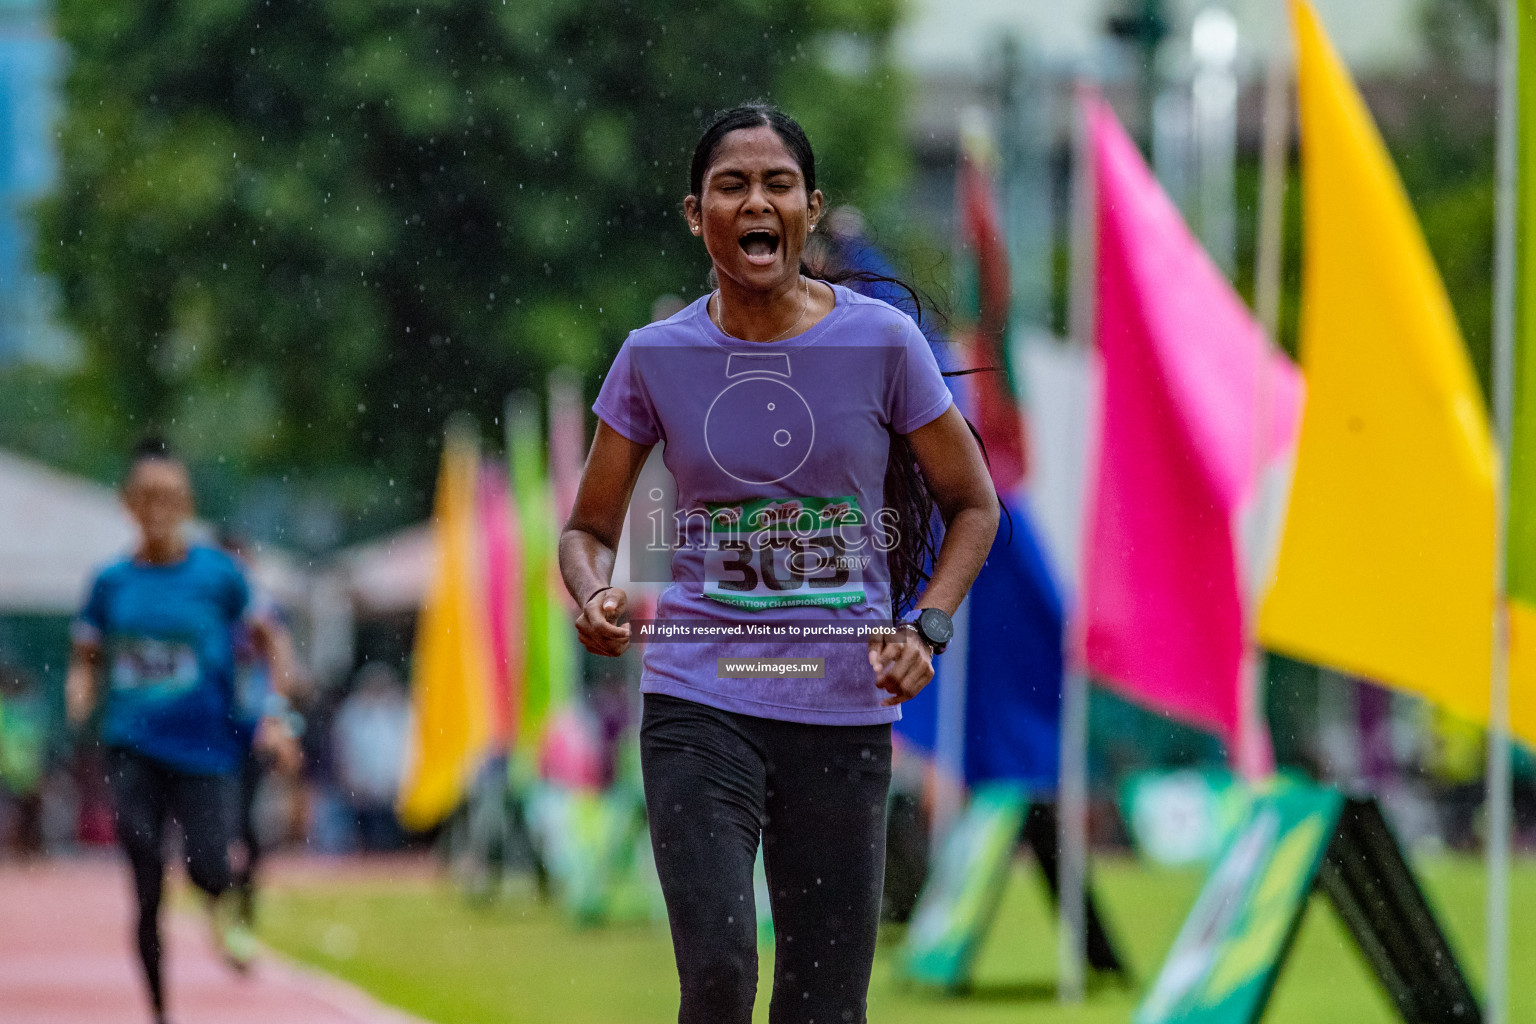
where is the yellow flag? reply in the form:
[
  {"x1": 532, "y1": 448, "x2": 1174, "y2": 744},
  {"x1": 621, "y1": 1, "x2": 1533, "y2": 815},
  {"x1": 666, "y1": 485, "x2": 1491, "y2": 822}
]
[
  {"x1": 1258, "y1": 1, "x2": 1499, "y2": 728},
  {"x1": 397, "y1": 423, "x2": 495, "y2": 830},
  {"x1": 1513, "y1": 604, "x2": 1536, "y2": 741}
]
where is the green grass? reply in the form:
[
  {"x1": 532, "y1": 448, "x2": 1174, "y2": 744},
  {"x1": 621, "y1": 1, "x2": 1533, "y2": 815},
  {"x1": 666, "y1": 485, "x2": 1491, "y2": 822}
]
[{"x1": 256, "y1": 856, "x2": 1536, "y2": 1023}]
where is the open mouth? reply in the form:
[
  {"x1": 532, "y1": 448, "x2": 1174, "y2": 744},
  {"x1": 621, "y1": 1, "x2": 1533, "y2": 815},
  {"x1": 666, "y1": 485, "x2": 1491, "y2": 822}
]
[{"x1": 738, "y1": 229, "x2": 780, "y2": 266}]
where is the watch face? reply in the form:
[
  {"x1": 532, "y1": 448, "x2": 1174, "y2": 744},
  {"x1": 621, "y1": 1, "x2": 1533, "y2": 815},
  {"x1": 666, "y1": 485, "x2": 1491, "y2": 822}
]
[{"x1": 918, "y1": 607, "x2": 954, "y2": 645}]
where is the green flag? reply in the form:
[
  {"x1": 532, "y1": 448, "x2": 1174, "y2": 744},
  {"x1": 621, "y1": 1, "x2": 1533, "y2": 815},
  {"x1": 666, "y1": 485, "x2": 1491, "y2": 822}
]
[
  {"x1": 507, "y1": 395, "x2": 573, "y2": 762},
  {"x1": 1512, "y1": 0, "x2": 1536, "y2": 738},
  {"x1": 1511, "y1": 0, "x2": 1536, "y2": 607}
]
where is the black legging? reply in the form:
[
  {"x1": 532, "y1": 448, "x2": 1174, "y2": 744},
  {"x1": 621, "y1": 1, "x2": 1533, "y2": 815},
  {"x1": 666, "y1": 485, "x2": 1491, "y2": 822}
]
[
  {"x1": 106, "y1": 748, "x2": 236, "y2": 1018},
  {"x1": 640, "y1": 692, "x2": 891, "y2": 1024},
  {"x1": 234, "y1": 747, "x2": 263, "y2": 925}
]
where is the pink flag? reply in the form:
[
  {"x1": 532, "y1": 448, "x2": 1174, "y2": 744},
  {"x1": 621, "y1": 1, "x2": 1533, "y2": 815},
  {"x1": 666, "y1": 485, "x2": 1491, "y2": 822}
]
[
  {"x1": 548, "y1": 367, "x2": 585, "y2": 529},
  {"x1": 548, "y1": 368, "x2": 586, "y2": 617},
  {"x1": 478, "y1": 461, "x2": 522, "y2": 752},
  {"x1": 1079, "y1": 99, "x2": 1302, "y2": 763}
]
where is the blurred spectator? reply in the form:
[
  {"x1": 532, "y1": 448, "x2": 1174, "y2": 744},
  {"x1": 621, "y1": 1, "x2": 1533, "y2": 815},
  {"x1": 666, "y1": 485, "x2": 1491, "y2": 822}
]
[
  {"x1": 650, "y1": 294, "x2": 687, "y2": 323},
  {"x1": 0, "y1": 661, "x2": 45, "y2": 855},
  {"x1": 331, "y1": 663, "x2": 409, "y2": 851},
  {"x1": 219, "y1": 531, "x2": 305, "y2": 926},
  {"x1": 1424, "y1": 706, "x2": 1486, "y2": 851}
]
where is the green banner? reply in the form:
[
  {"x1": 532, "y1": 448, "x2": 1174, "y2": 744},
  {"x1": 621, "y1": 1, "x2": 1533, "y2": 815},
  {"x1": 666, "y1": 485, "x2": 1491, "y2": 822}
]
[
  {"x1": 1511, "y1": 0, "x2": 1536, "y2": 606},
  {"x1": 1136, "y1": 783, "x2": 1341, "y2": 1024},
  {"x1": 900, "y1": 783, "x2": 1030, "y2": 988}
]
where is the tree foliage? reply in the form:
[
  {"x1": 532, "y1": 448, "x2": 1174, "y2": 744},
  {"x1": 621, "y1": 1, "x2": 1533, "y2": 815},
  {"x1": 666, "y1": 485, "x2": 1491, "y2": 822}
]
[
  {"x1": 1405, "y1": 0, "x2": 1498, "y2": 396},
  {"x1": 40, "y1": 0, "x2": 906, "y2": 529}
]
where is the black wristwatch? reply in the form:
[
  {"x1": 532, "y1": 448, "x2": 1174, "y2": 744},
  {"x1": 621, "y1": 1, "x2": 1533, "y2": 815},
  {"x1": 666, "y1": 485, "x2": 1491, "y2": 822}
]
[{"x1": 905, "y1": 607, "x2": 954, "y2": 656}]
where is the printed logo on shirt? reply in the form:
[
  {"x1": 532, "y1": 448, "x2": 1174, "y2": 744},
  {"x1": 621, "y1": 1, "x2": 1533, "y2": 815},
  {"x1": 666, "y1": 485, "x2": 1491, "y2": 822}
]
[
  {"x1": 705, "y1": 352, "x2": 815, "y2": 487},
  {"x1": 107, "y1": 635, "x2": 200, "y2": 699},
  {"x1": 702, "y1": 495, "x2": 872, "y2": 610}
]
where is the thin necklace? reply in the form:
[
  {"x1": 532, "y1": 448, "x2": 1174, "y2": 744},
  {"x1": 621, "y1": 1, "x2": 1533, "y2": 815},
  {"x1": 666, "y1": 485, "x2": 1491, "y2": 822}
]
[{"x1": 711, "y1": 276, "x2": 810, "y2": 343}]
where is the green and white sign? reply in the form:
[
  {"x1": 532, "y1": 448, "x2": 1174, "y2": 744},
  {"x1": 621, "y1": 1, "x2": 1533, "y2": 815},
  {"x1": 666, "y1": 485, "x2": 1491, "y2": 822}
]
[
  {"x1": 897, "y1": 791, "x2": 1130, "y2": 991},
  {"x1": 526, "y1": 782, "x2": 657, "y2": 926},
  {"x1": 1138, "y1": 783, "x2": 1480, "y2": 1024},
  {"x1": 900, "y1": 784, "x2": 1031, "y2": 988},
  {"x1": 1138, "y1": 783, "x2": 1339, "y2": 1024}
]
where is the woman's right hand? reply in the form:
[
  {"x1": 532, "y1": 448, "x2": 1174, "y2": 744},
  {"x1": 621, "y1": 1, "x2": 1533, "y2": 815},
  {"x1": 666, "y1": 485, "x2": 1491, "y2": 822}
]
[
  {"x1": 576, "y1": 586, "x2": 631, "y2": 657},
  {"x1": 65, "y1": 640, "x2": 100, "y2": 727}
]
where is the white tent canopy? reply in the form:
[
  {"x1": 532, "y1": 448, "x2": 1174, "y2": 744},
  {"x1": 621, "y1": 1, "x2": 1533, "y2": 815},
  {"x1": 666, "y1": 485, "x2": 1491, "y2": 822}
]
[
  {"x1": 334, "y1": 524, "x2": 432, "y2": 616},
  {"x1": 0, "y1": 449, "x2": 137, "y2": 613},
  {"x1": 0, "y1": 448, "x2": 311, "y2": 615}
]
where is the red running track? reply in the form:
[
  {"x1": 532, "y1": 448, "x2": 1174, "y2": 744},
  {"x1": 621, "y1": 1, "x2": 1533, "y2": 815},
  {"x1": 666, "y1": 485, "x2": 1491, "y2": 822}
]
[{"x1": 0, "y1": 857, "x2": 429, "y2": 1024}]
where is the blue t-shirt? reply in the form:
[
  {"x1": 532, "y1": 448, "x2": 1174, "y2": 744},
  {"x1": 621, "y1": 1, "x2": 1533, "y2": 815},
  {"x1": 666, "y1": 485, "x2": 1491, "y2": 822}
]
[
  {"x1": 592, "y1": 284, "x2": 953, "y2": 726},
  {"x1": 75, "y1": 546, "x2": 252, "y2": 774}
]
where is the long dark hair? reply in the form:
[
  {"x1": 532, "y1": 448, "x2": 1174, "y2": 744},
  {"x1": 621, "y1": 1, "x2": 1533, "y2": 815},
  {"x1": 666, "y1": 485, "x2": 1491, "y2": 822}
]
[{"x1": 690, "y1": 103, "x2": 1000, "y2": 619}]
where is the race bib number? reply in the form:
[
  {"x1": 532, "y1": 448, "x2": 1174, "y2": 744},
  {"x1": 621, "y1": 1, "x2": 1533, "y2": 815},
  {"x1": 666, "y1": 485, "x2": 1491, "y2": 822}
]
[
  {"x1": 702, "y1": 496, "x2": 871, "y2": 611},
  {"x1": 108, "y1": 636, "x2": 200, "y2": 699}
]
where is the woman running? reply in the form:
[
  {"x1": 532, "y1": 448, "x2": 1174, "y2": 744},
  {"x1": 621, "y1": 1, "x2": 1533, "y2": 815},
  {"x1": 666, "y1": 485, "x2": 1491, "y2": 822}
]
[
  {"x1": 559, "y1": 104, "x2": 999, "y2": 1024},
  {"x1": 67, "y1": 438, "x2": 295, "y2": 1024}
]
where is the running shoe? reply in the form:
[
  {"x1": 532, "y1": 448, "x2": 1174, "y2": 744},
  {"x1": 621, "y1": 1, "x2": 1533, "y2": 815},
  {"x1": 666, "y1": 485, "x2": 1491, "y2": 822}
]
[{"x1": 208, "y1": 892, "x2": 258, "y2": 974}]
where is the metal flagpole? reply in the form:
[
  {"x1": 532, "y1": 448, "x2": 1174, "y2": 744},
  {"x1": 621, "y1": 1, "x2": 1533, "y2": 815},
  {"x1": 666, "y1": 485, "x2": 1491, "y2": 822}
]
[
  {"x1": 1254, "y1": 43, "x2": 1289, "y2": 343},
  {"x1": 930, "y1": 596, "x2": 971, "y2": 847},
  {"x1": 1191, "y1": 8, "x2": 1239, "y2": 277},
  {"x1": 1058, "y1": 78, "x2": 1097, "y2": 1005},
  {"x1": 1233, "y1": 36, "x2": 1292, "y2": 783},
  {"x1": 1486, "y1": 2, "x2": 1519, "y2": 1022}
]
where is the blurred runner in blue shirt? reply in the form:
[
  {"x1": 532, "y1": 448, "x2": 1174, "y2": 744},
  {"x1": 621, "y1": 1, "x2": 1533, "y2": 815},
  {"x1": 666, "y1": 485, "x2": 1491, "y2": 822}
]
[{"x1": 66, "y1": 438, "x2": 295, "y2": 1024}]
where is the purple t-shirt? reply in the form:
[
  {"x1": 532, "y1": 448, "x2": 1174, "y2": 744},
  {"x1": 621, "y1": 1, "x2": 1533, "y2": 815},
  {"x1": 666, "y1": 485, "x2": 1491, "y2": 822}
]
[{"x1": 592, "y1": 284, "x2": 953, "y2": 725}]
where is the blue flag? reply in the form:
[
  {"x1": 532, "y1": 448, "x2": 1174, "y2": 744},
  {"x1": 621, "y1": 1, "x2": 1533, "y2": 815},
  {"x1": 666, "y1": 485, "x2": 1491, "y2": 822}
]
[{"x1": 825, "y1": 225, "x2": 1063, "y2": 789}]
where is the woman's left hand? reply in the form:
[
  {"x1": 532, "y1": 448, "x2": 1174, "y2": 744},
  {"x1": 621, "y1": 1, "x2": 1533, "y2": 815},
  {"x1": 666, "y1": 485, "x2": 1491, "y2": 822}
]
[{"x1": 867, "y1": 626, "x2": 934, "y2": 707}]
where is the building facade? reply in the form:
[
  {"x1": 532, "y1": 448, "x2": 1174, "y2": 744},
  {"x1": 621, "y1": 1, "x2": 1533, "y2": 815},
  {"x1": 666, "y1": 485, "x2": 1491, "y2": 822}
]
[{"x1": 0, "y1": 0, "x2": 65, "y2": 365}]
